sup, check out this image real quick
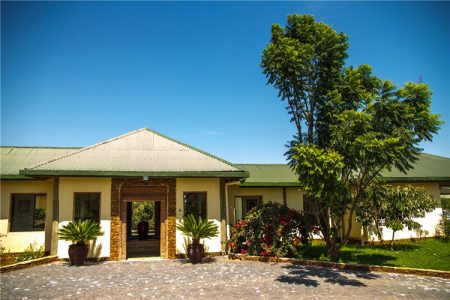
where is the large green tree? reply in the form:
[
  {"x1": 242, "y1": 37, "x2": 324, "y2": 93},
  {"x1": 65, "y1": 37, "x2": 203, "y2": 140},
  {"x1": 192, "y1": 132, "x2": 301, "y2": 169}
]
[{"x1": 261, "y1": 14, "x2": 441, "y2": 258}]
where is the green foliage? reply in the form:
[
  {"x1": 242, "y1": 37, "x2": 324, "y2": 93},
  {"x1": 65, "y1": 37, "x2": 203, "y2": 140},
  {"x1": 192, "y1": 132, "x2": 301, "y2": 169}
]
[
  {"x1": 261, "y1": 14, "x2": 442, "y2": 258},
  {"x1": 383, "y1": 186, "x2": 436, "y2": 234},
  {"x1": 176, "y1": 214, "x2": 219, "y2": 244},
  {"x1": 15, "y1": 242, "x2": 45, "y2": 263},
  {"x1": 34, "y1": 208, "x2": 46, "y2": 228},
  {"x1": 228, "y1": 202, "x2": 311, "y2": 258},
  {"x1": 441, "y1": 197, "x2": 450, "y2": 211},
  {"x1": 132, "y1": 202, "x2": 154, "y2": 230},
  {"x1": 436, "y1": 215, "x2": 450, "y2": 240},
  {"x1": 58, "y1": 219, "x2": 104, "y2": 245},
  {"x1": 357, "y1": 185, "x2": 436, "y2": 244}
]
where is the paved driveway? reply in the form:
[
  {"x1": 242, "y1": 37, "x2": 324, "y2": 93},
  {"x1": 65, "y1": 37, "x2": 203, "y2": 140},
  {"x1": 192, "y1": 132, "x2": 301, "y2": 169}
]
[{"x1": 1, "y1": 257, "x2": 448, "y2": 299}]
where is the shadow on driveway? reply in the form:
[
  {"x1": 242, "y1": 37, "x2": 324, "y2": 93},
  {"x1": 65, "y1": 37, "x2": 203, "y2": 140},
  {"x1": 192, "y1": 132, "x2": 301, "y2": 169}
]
[{"x1": 276, "y1": 265, "x2": 381, "y2": 287}]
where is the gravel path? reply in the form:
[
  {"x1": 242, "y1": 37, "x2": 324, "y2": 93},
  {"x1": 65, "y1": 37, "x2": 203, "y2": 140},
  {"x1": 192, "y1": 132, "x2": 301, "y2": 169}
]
[{"x1": 1, "y1": 257, "x2": 449, "y2": 299}]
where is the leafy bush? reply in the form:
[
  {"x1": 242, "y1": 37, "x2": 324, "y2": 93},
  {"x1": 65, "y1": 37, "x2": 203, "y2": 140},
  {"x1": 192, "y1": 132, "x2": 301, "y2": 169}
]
[
  {"x1": 16, "y1": 242, "x2": 45, "y2": 263},
  {"x1": 227, "y1": 202, "x2": 311, "y2": 258}
]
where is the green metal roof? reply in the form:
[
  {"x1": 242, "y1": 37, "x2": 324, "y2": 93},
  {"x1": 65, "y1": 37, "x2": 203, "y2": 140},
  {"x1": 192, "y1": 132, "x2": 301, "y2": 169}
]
[
  {"x1": 235, "y1": 164, "x2": 300, "y2": 187},
  {"x1": 236, "y1": 154, "x2": 450, "y2": 187},
  {"x1": 15, "y1": 128, "x2": 248, "y2": 178},
  {"x1": 380, "y1": 153, "x2": 450, "y2": 182},
  {"x1": 1, "y1": 147, "x2": 80, "y2": 179}
]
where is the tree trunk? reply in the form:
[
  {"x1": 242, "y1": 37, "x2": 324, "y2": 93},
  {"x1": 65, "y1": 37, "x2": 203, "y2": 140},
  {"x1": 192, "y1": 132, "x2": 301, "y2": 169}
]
[{"x1": 390, "y1": 231, "x2": 395, "y2": 250}]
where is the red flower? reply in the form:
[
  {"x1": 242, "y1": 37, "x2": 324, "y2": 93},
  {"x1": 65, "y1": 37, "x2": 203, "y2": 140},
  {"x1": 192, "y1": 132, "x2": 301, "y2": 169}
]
[{"x1": 241, "y1": 249, "x2": 248, "y2": 254}]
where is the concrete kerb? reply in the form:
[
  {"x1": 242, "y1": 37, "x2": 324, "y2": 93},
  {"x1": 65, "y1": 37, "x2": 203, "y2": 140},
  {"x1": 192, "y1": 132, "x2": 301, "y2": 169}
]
[
  {"x1": 0, "y1": 255, "x2": 58, "y2": 273},
  {"x1": 228, "y1": 253, "x2": 450, "y2": 279}
]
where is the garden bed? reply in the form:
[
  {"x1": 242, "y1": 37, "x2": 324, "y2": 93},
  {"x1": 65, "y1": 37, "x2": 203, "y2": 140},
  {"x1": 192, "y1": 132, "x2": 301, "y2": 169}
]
[{"x1": 0, "y1": 255, "x2": 58, "y2": 273}]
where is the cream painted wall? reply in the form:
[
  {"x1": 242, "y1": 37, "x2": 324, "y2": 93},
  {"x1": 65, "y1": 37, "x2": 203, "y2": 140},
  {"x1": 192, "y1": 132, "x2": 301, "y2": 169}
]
[
  {"x1": 286, "y1": 187, "x2": 305, "y2": 211},
  {"x1": 227, "y1": 186, "x2": 305, "y2": 224},
  {"x1": 175, "y1": 178, "x2": 222, "y2": 254},
  {"x1": 0, "y1": 179, "x2": 54, "y2": 253},
  {"x1": 57, "y1": 177, "x2": 111, "y2": 258}
]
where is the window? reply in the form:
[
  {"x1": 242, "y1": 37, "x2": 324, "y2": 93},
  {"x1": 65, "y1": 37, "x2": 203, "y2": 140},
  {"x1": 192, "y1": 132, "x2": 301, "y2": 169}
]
[
  {"x1": 74, "y1": 193, "x2": 100, "y2": 223},
  {"x1": 234, "y1": 196, "x2": 261, "y2": 221},
  {"x1": 10, "y1": 194, "x2": 46, "y2": 232},
  {"x1": 183, "y1": 192, "x2": 207, "y2": 219}
]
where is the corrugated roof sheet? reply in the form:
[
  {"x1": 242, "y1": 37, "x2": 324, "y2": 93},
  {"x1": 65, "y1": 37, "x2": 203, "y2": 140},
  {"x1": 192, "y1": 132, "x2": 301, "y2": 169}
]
[
  {"x1": 18, "y1": 128, "x2": 247, "y2": 178},
  {"x1": 237, "y1": 154, "x2": 450, "y2": 187},
  {"x1": 235, "y1": 164, "x2": 299, "y2": 187},
  {"x1": 1, "y1": 147, "x2": 80, "y2": 179}
]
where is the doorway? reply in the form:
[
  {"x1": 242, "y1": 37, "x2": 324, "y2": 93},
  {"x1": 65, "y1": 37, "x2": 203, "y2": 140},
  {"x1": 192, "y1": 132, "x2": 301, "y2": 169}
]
[{"x1": 126, "y1": 201, "x2": 161, "y2": 258}]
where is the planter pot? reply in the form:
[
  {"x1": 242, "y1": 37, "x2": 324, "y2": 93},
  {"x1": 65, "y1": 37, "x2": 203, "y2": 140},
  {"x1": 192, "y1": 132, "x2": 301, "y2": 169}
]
[
  {"x1": 187, "y1": 243, "x2": 205, "y2": 264},
  {"x1": 68, "y1": 244, "x2": 89, "y2": 266},
  {"x1": 137, "y1": 221, "x2": 149, "y2": 240}
]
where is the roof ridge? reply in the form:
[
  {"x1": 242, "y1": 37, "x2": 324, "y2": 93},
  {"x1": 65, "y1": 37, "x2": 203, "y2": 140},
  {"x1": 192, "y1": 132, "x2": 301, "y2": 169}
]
[
  {"x1": 26, "y1": 129, "x2": 144, "y2": 170},
  {"x1": 142, "y1": 128, "x2": 243, "y2": 172}
]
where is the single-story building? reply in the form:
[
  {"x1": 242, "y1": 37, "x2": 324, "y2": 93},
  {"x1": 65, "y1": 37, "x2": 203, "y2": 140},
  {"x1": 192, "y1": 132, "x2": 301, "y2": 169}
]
[{"x1": 1, "y1": 128, "x2": 449, "y2": 260}]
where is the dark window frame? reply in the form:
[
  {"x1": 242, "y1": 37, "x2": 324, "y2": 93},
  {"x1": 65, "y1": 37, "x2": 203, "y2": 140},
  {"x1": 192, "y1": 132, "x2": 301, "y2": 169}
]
[
  {"x1": 10, "y1": 193, "x2": 47, "y2": 232},
  {"x1": 242, "y1": 196, "x2": 262, "y2": 218},
  {"x1": 73, "y1": 192, "x2": 101, "y2": 223},
  {"x1": 183, "y1": 191, "x2": 207, "y2": 220}
]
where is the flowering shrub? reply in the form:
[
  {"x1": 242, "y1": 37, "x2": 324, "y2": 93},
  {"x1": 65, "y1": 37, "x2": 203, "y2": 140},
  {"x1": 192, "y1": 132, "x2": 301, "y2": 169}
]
[{"x1": 227, "y1": 202, "x2": 311, "y2": 258}]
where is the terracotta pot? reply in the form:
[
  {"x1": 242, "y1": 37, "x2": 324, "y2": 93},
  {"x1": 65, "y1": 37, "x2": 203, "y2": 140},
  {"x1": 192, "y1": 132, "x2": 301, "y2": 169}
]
[
  {"x1": 68, "y1": 244, "x2": 89, "y2": 266},
  {"x1": 137, "y1": 221, "x2": 149, "y2": 240},
  {"x1": 187, "y1": 243, "x2": 205, "y2": 264}
]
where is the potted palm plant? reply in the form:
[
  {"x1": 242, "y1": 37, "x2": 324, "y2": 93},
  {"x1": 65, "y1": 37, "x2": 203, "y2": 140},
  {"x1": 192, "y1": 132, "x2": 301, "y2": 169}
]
[
  {"x1": 176, "y1": 214, "x2": 219, "y2": 263},
  {"x1": 58, "y1": 219, "x2": 104, "y2": 265}
]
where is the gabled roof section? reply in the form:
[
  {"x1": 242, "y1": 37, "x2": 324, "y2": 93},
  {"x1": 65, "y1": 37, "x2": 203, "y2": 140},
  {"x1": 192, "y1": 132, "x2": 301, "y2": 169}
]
[
  {"x1": 237, "y1": 154, "x2": 450, "y2": 187},
  {"x1": 19, "y1": 128, "x2": 248, "y2": 178},
  {"x1": 1, "y1": 147, "x2": 80, "y2": 179}
]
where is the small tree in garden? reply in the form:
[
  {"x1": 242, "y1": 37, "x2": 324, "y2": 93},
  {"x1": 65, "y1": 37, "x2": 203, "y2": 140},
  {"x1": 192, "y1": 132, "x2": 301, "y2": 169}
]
[
  {"x1": 383, "y1": 186, "x2": 436, "y2": 247},
  {"x1": 356, "y1": 185, "x2": 436, "y2": 246},
  {"x1": 228, "y1": 202, "x2": 311, "y2": 258}
]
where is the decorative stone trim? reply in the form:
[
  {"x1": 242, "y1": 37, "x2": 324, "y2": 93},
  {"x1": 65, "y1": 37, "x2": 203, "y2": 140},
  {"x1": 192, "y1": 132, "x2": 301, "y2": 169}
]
[
  {"x1": 228, "y1": 253, "x2": 450, "y2": 279},
  {"x1": 0, "y1": 256, "x2": 58, "y2": 273},
  {"x1": 110, "y1": 178, "x2": 176, "y2": 260}
]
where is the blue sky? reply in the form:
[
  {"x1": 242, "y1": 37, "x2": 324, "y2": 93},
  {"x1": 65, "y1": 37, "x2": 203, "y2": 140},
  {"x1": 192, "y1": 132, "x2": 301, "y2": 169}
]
[{"x1": 1, "y1": 2, "x2": 449, "y2": 163}]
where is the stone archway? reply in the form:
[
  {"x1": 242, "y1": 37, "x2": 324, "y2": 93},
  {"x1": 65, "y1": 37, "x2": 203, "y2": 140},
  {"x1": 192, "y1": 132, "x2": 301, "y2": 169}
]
[{"x1": 110, "y1": 178, "x2": 176, "y2": 260}]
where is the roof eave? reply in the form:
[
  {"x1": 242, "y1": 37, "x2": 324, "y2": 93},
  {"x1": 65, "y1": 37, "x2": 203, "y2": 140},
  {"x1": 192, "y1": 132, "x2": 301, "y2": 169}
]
[
  {"x1": 19, "y1": 169, "x2": 249, "y2": 178},
  {"x1": 381, "y1": 177, "x2": 450, "y2": 182},
  {"x1": 239, "y1": 182, "x2": 302, "y2": 187}
]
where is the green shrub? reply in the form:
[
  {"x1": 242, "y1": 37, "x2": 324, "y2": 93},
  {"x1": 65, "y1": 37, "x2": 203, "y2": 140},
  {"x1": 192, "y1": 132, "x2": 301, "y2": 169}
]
[
  {"x1": 16, "y1": 242, "x2": 45, "y2": 263},
  {"x1": 227, "y1": 202, "x2": 311, "y2": 258},
  {"x1": 436, "y1": 215, "x2": 450, "y2": 240}
]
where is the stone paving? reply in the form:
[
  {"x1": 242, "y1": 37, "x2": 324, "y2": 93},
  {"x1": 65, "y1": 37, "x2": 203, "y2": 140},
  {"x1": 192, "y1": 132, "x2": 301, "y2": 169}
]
[{"x1": 1, "y1": 257, "x2": 449, "y2": 299}]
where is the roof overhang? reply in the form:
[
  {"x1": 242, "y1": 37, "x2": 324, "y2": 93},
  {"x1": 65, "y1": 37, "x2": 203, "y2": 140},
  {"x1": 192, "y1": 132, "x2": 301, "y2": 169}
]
[{"x1": 19, "y1": 169, "x2": 249, "y2": 178}]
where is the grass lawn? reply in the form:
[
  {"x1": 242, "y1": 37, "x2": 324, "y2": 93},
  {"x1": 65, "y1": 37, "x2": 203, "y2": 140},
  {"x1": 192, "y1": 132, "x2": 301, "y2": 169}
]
[{"x1": 302, "y1": 238, "x2": 450, "y2": 271}]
